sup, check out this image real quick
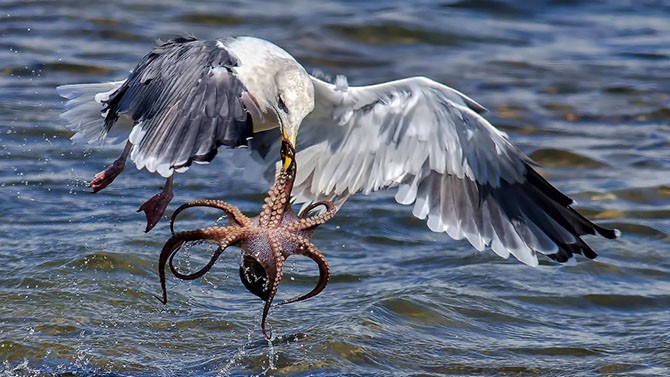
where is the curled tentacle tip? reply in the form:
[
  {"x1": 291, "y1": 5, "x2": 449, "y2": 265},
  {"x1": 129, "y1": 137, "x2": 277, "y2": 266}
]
[
  {"x1": 154, "y1": 294, "x2": 168, "y2": 305},
  {"x1": 261, "y1": 317, "x2": 273, "y2": 340},
  {"x1": 261, "y1": 323, "x2": 273, "y2": 340}
]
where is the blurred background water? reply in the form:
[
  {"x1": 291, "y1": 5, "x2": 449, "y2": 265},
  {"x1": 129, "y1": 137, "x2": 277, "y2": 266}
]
[{"x1": 1, "y1": 0, "x2": 669, "y2": 376}]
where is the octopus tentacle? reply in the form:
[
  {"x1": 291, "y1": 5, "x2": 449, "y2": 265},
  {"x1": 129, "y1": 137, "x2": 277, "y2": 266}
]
[
  {"x1": 169, "y1": 245, "x2": 223, "y2": 281},
  {"x1": 170, "y1": 199, "x2": 251, "y2": 234},
  {"x1": 258, "y1": 142, "x2": 296, "y2": 229},
  {"x1": 260, "y1": 233, "x2": 286, "y2": 339},
  {"x1": 258, "y1": 169, "x2": 295, "y2": 228},
  {"x1": 169, "y1": 228, "x2": 245, "y2": 281},
  {"x1": 299, "y1": 201, "x2": 334, "y2": 219},
  {"x1": 288, "y1": 201, "x2": 338, "y2": 232},
  {"x1": 157, "y1": 226, "x2": 238, "y2": 304},
  {"x1": 156, "y1": 140, "x2": 336, "y2": 339},
  {"x1": 278, "y1": 234, "x2": 330, "y2": 307}
]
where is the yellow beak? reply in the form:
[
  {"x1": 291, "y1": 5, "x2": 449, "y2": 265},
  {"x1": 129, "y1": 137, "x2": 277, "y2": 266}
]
[{"x1": 281, "y1": 128, "x2": 297, "y2": 171}]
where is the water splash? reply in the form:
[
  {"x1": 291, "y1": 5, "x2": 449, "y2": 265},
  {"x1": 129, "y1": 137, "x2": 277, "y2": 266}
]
[
  {"x1": 263, "y1": 337, "x2": 278, "y2": 374},
  {"x1": 216, "y1": 309, "x2": 280, "y2": 376},
  {"x1": 217, "y1": 320, "x2": 257, "y2": 376}
]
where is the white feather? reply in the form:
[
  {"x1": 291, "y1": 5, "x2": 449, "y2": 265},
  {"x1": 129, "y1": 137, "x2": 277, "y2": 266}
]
[
  {"x1": 57, "y1": 81, "x2": 127, "y2": 144},
  {"x1": 295, "y1": 75, "x2": 548, "y2": 265}
]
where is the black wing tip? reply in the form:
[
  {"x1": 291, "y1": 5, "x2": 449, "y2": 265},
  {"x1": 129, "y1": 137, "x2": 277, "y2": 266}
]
[
  {"x1": 156, "y1": 34, "x2": 199, "y2": 47},
  {"x1": 526, "y1": 160, "x2": 622, "y2": 241},
  {"x1": 544, "y1": 221, "x2": 620, "y2": 263},
  {"x1": 524, "y1": 166, "x2": 573, "y2": 207},
  {"x1": 597, "y1": 226, "x2": 620, "y2": 240},
  {"x1": 542, "y1": 222, "x2": 618, "y2": 263},
  {"x1": 547, "y1": 239, "x2": 598, "y2": 263},
  {"x1": 547, "y1": 252, "x2": 571, "y2": 263},
  {"x1": 499, "y1": 165, "x2": 620, "y2": 265}
]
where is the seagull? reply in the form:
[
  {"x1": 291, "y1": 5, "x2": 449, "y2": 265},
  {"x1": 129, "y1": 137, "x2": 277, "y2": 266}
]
[{"x1": 57, "y1": 35, "x2": 618, "y2": 265}]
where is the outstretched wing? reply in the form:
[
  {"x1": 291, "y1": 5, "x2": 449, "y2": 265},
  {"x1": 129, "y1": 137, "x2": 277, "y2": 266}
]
[
  {"x1": 99, "y1": 36, "x2": 260, "y2": 177},
  {"x1": 289, "y1": 76, "x2": 617, "y2": 265}
]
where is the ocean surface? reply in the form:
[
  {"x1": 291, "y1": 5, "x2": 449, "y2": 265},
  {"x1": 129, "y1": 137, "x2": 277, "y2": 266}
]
[{"x1": 1, "y1": 0, "x2": 669, "y2": 376}]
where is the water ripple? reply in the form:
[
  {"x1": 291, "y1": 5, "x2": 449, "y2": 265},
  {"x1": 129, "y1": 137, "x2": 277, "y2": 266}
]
[{"x1": 2, "y1": 0, "x2": 670, "y2": 376}]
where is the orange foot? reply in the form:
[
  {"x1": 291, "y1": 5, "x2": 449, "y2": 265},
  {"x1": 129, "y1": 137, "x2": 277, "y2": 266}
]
[{"x1": 138, "y1": 177, "x2": 174, "y2": 233}]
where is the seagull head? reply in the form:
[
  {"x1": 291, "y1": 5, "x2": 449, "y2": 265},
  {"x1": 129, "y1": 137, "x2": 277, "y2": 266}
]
[{"x1": 274, "y1": 66, "x2": 314, "y2": 171}]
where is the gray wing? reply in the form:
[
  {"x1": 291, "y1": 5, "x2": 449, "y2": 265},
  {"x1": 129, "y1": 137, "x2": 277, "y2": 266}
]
[
  {"x1": 103, "y1": 36, "x2": 260, "y2": 177},
  {"x1": 286, "y1": 76, "x2": 618, "y2": 266}
]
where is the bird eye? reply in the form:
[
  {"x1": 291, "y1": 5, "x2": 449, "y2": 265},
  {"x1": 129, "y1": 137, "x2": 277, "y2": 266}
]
[{"x1": 277, "y1": 95, "x2": 289, "y2": 113}]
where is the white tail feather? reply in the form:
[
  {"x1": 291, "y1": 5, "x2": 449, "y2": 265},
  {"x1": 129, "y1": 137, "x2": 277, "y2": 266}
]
[{"x1": 56, "y1": 81, "x2": 128, "y2": 144}]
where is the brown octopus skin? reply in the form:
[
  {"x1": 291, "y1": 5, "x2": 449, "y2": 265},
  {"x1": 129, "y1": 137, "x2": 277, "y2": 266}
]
[{"x1": 157, "y1": 140, "x2": 336, "y2": 339}]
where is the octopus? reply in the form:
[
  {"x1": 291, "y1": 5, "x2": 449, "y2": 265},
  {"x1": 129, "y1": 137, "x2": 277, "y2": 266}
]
[{"x1": 157, "y1": 140, "x2": 336, "y2": 339}]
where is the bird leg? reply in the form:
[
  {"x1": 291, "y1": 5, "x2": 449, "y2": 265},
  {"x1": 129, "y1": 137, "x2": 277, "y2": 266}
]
[
  {"x1": 89, "y1": 141, "x2": 131, "y2": 193},
  {"x1": 138, "y1": 175, "x2": 174, "y2": 233}
]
